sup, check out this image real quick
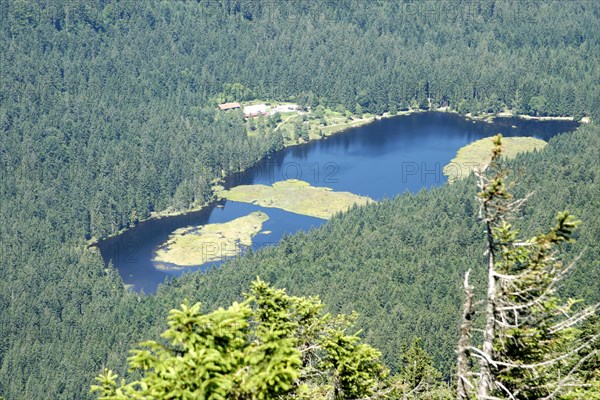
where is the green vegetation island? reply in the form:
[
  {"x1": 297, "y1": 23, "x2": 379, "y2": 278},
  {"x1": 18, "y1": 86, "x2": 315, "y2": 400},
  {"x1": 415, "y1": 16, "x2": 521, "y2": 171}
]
[
  {"x1": 153, "y1": 211, "x2": 269, "y2": 268},
  {"x1": 443, "y1": 136, "x2": 548, "y2": 183},
  {"x1": 1, "y1": 1, "x2": 599, "y2": 399},
  {"x1": 218, "y1": 179, "x2": 373, "y2": 220}
]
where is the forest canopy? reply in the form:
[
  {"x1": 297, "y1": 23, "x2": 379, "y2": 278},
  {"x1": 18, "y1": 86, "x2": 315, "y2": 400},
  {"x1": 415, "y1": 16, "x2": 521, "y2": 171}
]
[{"x1": 0, "y1": 0, "x2": 599, "y2": 398}]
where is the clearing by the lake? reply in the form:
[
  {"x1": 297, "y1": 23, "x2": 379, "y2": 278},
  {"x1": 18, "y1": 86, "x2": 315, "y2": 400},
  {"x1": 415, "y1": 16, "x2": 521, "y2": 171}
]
[
  {"x1": 218, "y1": 179, "x2": 373, "y2": 219},
  {"x1": 243, "y1": 100, "x2": 427, "y2": 146},
  {"x1": 153, "y1": 211, "x2": 269, "y2": 268},
  {"x1": 443, "y1": 136, "x2": 547, "y2": 183}
]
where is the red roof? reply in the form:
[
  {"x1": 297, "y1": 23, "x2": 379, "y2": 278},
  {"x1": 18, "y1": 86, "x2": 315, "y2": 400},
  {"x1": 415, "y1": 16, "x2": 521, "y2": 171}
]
[{"x1": 218, "y1": 102, "x2": 241, "y2": 110}]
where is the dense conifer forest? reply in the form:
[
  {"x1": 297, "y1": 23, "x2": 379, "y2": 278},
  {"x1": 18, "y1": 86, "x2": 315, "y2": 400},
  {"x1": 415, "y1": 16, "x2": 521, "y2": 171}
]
[{"x1": 0, "y1": 0, "x2": 599, "y2": 398}]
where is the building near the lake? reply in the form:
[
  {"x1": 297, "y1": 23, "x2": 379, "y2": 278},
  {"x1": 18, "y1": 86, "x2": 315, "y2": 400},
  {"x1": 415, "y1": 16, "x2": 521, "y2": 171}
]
[
  {"x1": 243, "y1": 104, "x2": 268, "y2": 118},
  {"x1": 270, "y1": 104, "x2": 299, "y2": 115},
  {"x1": 218, "y1": 102, "x2": 241, "y2": 111}
]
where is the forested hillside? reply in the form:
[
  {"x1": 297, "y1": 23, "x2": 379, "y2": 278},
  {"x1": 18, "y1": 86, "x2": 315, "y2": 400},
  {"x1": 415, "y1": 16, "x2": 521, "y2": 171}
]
[
  {"x1": 2, "y1": 0, "x2": 599, "y2": 236},
  {"x1": 149, "y1": 125, "x2": 600, "y2": 374},
  {"x1": 1, "y1": 1, "x2": 599, "y2": 398}
]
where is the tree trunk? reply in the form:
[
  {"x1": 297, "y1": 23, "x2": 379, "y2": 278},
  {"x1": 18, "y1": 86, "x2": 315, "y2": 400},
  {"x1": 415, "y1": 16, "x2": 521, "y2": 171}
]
[
  {"x1": 456, "y1": 270, "x2": 474, "y2": 400},
  {"x1": 478, "y1": 221, "x2": 497, "y2": 399}
]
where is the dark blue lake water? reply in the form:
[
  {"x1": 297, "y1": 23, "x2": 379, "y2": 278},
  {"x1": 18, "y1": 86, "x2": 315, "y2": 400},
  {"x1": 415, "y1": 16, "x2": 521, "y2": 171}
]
[{"x1": 96, "y1": 112, "x2": 578, "y2": 292}]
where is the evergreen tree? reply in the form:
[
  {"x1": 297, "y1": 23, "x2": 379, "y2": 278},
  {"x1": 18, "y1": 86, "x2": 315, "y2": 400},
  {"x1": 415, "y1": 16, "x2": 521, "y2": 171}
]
[
  {"x1": 92, "y1": 279, "x2": 391, "y2": 399},
  {"x1": 398, "y1": 338, "x2": 452, "y2": 399}
]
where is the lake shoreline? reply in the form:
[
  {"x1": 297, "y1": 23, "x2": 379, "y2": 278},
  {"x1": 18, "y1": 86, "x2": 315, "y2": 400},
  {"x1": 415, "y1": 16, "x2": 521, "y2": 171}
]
[
  {"x1": 87, "y1": 194, "x2": 221, "y2": 247},
  {"x1": 88, "y1": 108, "x2": 580, "y2": 247}
]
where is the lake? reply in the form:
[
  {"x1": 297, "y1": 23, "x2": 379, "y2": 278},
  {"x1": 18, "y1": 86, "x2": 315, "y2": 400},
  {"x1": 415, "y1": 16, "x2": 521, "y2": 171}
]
[{"x1": 96, "y1": 112, "x2": 579, "y2": 292}]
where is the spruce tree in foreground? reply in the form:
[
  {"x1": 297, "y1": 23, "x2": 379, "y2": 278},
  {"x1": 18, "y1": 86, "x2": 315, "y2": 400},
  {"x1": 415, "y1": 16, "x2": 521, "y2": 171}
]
[
  {"x1": 456, "y1": 135, "x2": 600, "y2": 399},
  {"x1": 91, "y1": 279, "x2": 393, "y2": 399}
]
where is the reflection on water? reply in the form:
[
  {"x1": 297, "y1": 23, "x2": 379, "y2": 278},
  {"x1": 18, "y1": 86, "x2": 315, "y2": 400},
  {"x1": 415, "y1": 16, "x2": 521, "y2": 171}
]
[{"x1": 96, "y1": 112, "x2": 579, "y2": 293}]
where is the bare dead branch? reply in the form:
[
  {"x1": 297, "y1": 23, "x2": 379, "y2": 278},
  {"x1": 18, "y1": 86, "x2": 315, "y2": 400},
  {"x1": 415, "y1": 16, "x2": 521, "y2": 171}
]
[
  {"x1": 538, "y1": 349, "x2": 600, "y2": 400},
  {"x1": 550, "y1": 304, "x2": 600, "y2": 334}
]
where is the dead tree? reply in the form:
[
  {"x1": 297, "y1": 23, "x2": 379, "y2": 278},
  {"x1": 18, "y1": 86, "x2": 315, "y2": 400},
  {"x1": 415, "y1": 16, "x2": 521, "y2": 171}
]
[{"x1": 456, "y1": 134, "x2": 599, "y2": 399}]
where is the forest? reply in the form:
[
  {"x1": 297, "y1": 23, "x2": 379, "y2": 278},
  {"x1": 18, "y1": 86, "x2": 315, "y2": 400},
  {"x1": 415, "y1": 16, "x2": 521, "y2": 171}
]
[{"x1": 0, "y1": 0, "x2": 599, "y2": 398}]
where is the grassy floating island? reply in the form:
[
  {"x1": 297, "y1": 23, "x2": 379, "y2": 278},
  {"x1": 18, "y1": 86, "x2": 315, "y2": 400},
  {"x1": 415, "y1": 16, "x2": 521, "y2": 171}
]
[
  {"x1": 443, "y1": 136, "x2": 547, "y2": 183},
  {"x1": 153, "y1": 211, "x2": 269, "y2": 268},
  {"x1": 218, "y1": 179, "x2": 374, "y2": 220}
]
